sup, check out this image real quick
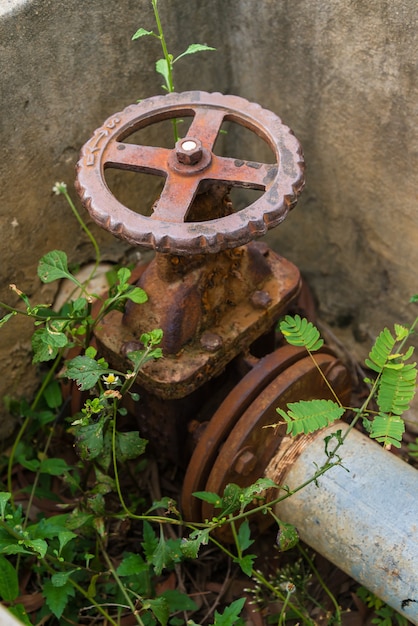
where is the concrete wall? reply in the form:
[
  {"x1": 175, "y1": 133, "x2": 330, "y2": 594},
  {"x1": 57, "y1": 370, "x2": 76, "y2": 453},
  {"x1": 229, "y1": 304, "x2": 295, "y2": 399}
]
[{"x1": 1, "y1": 0, "x2": 417, "y2": 437}]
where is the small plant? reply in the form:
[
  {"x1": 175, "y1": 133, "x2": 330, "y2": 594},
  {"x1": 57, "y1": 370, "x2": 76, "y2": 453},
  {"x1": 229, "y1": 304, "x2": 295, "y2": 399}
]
[
  {"x1": 276, "y1": 312, "x2": 418, "y2": 449},
  {"x1": 356, "y1": 586, "x2": 409, "y2": 626},
  {"x1": 132, "y1": 0, "x2": 215, "y2": 140}
]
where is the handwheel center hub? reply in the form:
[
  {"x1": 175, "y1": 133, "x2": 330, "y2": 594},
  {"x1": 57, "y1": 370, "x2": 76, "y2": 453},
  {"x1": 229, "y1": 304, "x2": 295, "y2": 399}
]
[{"x1": 170, "y1": 137, "x2": 211, "y2": 174}]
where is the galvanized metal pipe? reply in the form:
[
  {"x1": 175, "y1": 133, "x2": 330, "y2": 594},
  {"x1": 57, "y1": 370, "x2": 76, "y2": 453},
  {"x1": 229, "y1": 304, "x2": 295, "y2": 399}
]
[{"x1": 267, "y1": 423, "x2": 418, "y2": 624}]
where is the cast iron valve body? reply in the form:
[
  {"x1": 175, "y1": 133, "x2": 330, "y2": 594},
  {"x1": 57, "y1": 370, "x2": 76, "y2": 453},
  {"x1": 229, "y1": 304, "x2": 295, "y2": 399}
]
[{"x1": 75, "y1": 92, "x2": 306, "y2": 399}]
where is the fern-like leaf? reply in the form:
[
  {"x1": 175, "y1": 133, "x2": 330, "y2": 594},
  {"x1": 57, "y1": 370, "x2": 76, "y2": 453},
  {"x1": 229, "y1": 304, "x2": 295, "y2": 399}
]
[
  {"x1": 276, "y1": 399, "x2": 344, "y2": 436},
  {"x1": 370, "y1": 413, "x2": 405, "y2": 448},
  {"x1": 394, "y1": 324, "x2": 409, "y2": 342},
  {"x1": 279, "y1": 315, "x2": 324, "y2": 351},
  {"x1": 364, "y1": 328, "x2": 395, "y2": 373},
  {"x1": 377, "y1": 363, "x2": 417, "y2": 415}
]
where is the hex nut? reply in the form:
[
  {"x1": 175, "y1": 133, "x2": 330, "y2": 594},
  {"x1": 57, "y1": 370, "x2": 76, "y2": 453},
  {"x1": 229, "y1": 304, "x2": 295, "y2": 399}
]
[{"x1": 175, "y1": 138, "x2": 203, "y2": 165}]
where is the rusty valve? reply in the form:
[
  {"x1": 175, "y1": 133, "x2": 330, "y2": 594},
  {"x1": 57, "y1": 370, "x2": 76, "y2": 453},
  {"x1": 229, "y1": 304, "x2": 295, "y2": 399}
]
[{"x1": 75, "y1": 91, "x2": 304, "y2": 255}]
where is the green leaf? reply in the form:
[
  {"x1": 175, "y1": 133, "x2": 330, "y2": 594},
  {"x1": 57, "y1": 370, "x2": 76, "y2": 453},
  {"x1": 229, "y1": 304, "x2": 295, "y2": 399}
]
[
  {"x1": 146, "y1": 596, "x2": 169, "y2": 626},
  {"x1": 279, "y1": 315, "x2": 324, "y2": 351},
  {"x1": 213, "y1": 597, "x2": 246, "y2": 626},
  {"x1": 25, "y1": 538, "x2": 48, "y2": 558},
  {"x1": 87, "y1": 573, "x2": 99, "y2": 599},
  {"x1": 220, "y1": 483, "x2": 242, "y2": 516},
  {"x1": 180, "y1": 529, "x2": 210, "y2": 559},
  {"x1": 132, "y1": 27, "x2": 154, "y2": 39},
  {"x1": 403, "y1": 345, "x2": 415, "y2": 361},
  {"x1": 65, "y1": 355, "x2": 108, "y2": 390},
  {"x1": 141, "y1": 328, "x2": 164, "y2": 347},
  {"x1": 43, "y1": 380, "x2": 63, "y2": 409},
  {"x1": 65, "y1": 511, "x2": 94, "y2": 531},
  {"x1": 174, "y1": 43, "x2": 216, "y2": 63},
  {"x1": 85, "y1": 345, "x2": 97, "y2": 359},
  {"x1": 74, "y1": 420, "x2": 105, "y2": 460},
  {"x1": 161, "y1": 588, "x2": 198, "y2": 612},
  {"x1": 58, "y1": 531, "x2": 77, "y2": 553},
  {"x1": 240, "y1": 477, "x2": 277, "y2": 509},
  {"x1": 37, "y1": 250, "x2": 74, "y2": 284},
  {"x1": 276, "y1": 522, "x2": 299, "y2": 551},
  {"x1": 117, "y1": 267, "x2": 131, "y2": 287},
  {"x1": 0, "y1": 492, "x2": 11, "y2": 520},
  {"x1": 370, "y1": 414, "x2": 405, "y2": 448},
  {"x1": 117, "y1": 552, "x2": 149, "y2": 576},
  {"x1": 237, "y1": 519, "x2": 254, "y2": 552},
  {"x1": 70, "y1": 296, "x2": 89, "y2": 315},
  {"x1": 0, "y1": 311, "x2": 16, "y2": 327},
  {"x1": 39, "y1": 458, "x2": 73, "y2": 476},
  {"x1": 0, "y1": 555, "x2": 19, "y2": 601},
  {"x1": 142, "y1": 521, "x2": 159, "y2": 562},
  {"x1": 115, "y1": 431, "x2": 147, "y2": 462},
  {"x1": 235, "y1": 553, "x2": 256, "y2": 576},
  {"x1": 27, "y1": 514, "x2": 71, "y2": 541},
  {"x1": 43, "y1": 579, "x2": 75, "y2": 619},
  {"x1": 124, "y1": 286, "x2": 148, "y2": 304},
  {"x1": 51, "y1": 569, "x2": 77, "y2": 587},
  {"x1": 394, "y1": 324, "x2": 409, "y2": 342},
  {"x1": 151, "y1": 530, "x2": 182, "y2": 575},
  {"x1": 156, "y1": 58, "x2": 170, "y2": 90},
  {"x1": 32, "y1": 327, "x2": 68, "y2": 363},
  {"x1": 192, "y1": 490, "x2": 222, "y2": 507},
  {"x1": 365, "y1": 328, "x2": 396, "y2": 373},
  {"x1": 377, "y1": 363, "x2": 417, "y2": 415},
  {"x1": 276, "y1": 399, "x2": 345, "y2": 436},
  {"x1": 8, "y1": 604, "x2": 32, "y2": 626},
  {"x1": 0, "y1": 544, "x2": 30, "y2": 556}
]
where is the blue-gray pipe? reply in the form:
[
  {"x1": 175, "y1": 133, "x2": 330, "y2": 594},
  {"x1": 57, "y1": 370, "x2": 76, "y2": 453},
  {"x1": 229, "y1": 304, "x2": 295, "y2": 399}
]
[{"x1": 267, "y1": 423, "x2": 418, "y2": 624}]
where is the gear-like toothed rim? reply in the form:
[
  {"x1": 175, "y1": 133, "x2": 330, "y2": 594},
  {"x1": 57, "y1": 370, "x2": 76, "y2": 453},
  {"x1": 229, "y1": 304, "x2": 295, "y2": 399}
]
[{"x1": 75, "y1": 91, "x2": 305, "y2": 255}]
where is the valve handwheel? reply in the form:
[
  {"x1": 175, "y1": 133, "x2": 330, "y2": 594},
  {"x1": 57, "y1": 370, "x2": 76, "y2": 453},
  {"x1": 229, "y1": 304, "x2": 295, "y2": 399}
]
[{"x1": 76, "y1": 91, "x2": 304, "y2": 254}]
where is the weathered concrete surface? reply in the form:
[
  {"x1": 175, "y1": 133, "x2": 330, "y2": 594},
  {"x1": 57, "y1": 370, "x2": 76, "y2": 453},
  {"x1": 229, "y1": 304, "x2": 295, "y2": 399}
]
[{"x1": 1, "y1": 0, "x2": 417, "y2": 437}]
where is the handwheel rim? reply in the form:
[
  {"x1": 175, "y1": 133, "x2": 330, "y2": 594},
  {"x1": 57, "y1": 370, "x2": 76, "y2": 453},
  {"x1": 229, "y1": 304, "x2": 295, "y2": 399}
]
[{"x1": 76, "y1": 91, "x2": 304, "y2": 254}]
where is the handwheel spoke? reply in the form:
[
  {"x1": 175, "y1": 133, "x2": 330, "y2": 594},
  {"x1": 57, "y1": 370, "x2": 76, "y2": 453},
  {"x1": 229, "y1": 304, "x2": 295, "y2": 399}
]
[
  {"x1": 151, "y1": 173, "x2": 200, "y2": 222},
  {"x1": 103, "y1": 142, "x2": 170, "y2": 176},
  {"x1": 209, "y1": 156, "x2": 277, "y2": 190},
  {"x1": 186, "y1": 107, "x2": 225, "y2": 149}
]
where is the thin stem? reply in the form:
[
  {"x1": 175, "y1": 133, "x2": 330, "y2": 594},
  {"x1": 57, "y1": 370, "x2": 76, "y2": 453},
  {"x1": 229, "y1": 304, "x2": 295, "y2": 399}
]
[
  {"x1": 41, "y1": 558, "x2": 119, "y2": 626},
  {"x1": 307, "y1": 348, "x2": 345, "y2": 409},
  {"x1": 228, "y1": 516, "x2": 241, "y2": 559},
  {"x1": 252, "y1": 570, "x2": 313, "y2": 626},
  {"x1": 151, "y1": 0, "x2": 179, "y2": 140},
  {"x1": 62, "y1": 187, "x2": 101, "y2": 278},
  {"x1": 222, "y1": 459, "x2": 340, "y2": 530},
  {"x1": 22, "y1": 423, "x2": 55, "y2": 532},
  {"x1": 101, "y1": 543, "x2": 145, "y2": 626},
  {"x1": 7, "y1": 351, "x2": 63, "y2": 504},
  {"x1": 278, "y1": 589, "x2": 293, "y2": 626},
  {"x1": 298, "y1": 544, "x2": 341, "y2": 624}
]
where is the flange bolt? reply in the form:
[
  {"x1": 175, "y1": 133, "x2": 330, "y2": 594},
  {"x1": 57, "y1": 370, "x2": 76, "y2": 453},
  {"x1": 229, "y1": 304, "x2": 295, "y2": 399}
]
[{"x1": 234, "y1": 449, "x2": 257, "y2": 476}]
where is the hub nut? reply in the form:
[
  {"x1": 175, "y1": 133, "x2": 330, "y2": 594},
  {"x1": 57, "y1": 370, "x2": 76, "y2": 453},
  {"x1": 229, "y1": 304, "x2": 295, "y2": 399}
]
[{"x1": 175, "y1": 138, "x2": 203, "y2": 165}]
